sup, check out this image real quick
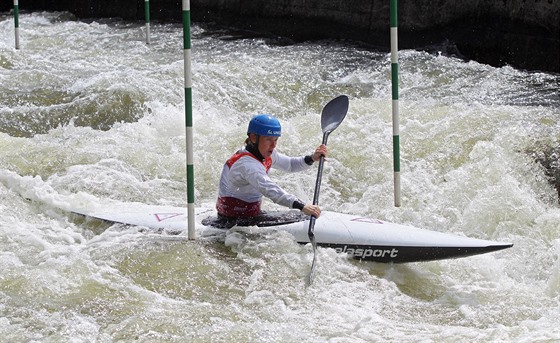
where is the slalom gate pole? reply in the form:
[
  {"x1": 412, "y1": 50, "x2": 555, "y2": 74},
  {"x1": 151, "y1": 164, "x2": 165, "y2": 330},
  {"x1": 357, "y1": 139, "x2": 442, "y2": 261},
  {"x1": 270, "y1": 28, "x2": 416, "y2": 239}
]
[
  {"x1": 144, "y1": 0, "x2": 150, "y2": 44},
  {"x1": 390, "y1": 0, "x2": 401, "y2": 207},
  {"x1": 182, "y1": 0, "x2": 195, "y2": 239},
  {"x1": 14, "y1": 0, "x2": 20, "y2": 49}
]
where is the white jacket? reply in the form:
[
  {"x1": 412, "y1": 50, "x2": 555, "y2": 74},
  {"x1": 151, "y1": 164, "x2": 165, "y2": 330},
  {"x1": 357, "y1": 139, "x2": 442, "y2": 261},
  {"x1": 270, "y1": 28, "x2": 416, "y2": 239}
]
[{"x1": 218, "y1": 147, "x2": 311, "y2": 209}]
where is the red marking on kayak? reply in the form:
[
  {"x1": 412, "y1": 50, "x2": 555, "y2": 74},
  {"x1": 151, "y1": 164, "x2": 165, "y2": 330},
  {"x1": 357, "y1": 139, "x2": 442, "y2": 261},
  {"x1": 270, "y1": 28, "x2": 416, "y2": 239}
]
[
  {"x1": 154, "y1": 213, "x2": 184, "y2": 222},
  {"x1": 351, "y1": 217, "x2": 383, "y2": 224}
]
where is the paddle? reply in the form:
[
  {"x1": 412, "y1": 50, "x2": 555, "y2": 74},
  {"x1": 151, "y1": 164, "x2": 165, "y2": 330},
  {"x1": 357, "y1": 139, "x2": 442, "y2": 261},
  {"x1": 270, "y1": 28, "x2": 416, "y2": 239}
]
[{"x1": 306, "y1": 95, "x2": 349, "y2": 286}]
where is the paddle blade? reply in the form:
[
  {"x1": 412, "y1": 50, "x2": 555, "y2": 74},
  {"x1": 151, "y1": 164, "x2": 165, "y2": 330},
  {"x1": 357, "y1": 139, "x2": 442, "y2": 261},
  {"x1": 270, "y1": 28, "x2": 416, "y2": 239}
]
[{"x1": 321, "y1": 95, "x2": 349, "y2": 134}]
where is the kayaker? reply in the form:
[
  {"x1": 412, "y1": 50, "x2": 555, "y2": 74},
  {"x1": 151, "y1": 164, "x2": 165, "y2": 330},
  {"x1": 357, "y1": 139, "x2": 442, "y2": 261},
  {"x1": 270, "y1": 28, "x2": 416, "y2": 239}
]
[{"x1": 216, "y1": 113, "x2": 327, "y2": 222}]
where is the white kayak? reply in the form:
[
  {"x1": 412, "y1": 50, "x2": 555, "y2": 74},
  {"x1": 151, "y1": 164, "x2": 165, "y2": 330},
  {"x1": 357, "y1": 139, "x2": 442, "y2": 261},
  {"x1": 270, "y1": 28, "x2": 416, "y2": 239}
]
[{"x1": 75, "y1": 204, "x2": 513, "y2": 263}]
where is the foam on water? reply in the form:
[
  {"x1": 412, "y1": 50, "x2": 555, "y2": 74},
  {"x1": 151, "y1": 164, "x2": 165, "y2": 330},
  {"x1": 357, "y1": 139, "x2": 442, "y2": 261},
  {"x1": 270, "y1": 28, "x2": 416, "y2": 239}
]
[{"x1": 1, "y1": 11, "x2": 559, "y2": 342}]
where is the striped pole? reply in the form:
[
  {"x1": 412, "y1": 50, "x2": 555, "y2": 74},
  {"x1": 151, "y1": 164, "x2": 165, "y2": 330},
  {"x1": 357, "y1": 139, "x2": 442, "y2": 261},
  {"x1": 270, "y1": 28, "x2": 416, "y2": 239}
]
[
  {"x1": 390, "y1": 0, "x2": 401, "y2": 207},
  {"x1": 144, "y1": 0, "x2": 150, "y2": 44},
  {"x1": 183, "y1": 0, "x2": 195, "y2": 239},
  {"x1": 14, "y1": 0, "x2": 20, "y2": 49}
]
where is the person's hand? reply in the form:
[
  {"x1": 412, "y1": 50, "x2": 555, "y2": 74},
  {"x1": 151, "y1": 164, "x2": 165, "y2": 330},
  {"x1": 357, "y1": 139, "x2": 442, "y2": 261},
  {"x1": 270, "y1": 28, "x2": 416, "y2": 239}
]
[
  {"x1": 302, "y1": 204, "x2": 321, "y2": 218},
  {"x1": 312, "y1": 144, "x2": 327, "y2": 162}
]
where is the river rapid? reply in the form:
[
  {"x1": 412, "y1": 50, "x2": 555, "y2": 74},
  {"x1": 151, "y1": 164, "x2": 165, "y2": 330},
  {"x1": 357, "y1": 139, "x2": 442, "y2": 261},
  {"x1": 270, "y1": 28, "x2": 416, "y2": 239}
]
[{"x1": 1, "y1": 11, "x2": 559, "y2": 342}]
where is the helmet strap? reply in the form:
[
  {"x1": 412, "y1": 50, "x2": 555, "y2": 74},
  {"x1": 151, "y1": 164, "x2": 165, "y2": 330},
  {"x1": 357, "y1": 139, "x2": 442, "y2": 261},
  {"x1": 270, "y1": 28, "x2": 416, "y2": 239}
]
[{"x1": 246, "y1": 134, "x2": 265, "y2": 161}]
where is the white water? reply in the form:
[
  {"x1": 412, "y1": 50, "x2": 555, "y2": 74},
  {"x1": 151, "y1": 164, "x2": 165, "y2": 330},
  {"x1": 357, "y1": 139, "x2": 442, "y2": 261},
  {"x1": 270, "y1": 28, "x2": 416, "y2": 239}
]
[{"x1": 1, "y1": 12, "x2": 559, "y2": 342}]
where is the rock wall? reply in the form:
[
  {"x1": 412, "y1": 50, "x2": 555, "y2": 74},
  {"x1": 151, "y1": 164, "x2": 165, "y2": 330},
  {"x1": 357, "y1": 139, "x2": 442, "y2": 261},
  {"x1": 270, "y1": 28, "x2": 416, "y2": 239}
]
[
  {"x1": 532, "y1": 146, "x2": 560, "y2": 205},
  {"x1": 2, "y1": 0, "x2": 558, "y2": 72},
  {"x1": 190, "y1": 0, "x2": 560, "y2": 73}
]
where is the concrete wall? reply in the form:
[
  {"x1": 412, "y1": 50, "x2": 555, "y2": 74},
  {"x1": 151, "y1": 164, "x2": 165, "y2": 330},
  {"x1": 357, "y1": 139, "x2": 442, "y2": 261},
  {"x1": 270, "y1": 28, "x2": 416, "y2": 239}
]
[{"x1": 2, "y1": 0, "x2": 558, "y2": 72}]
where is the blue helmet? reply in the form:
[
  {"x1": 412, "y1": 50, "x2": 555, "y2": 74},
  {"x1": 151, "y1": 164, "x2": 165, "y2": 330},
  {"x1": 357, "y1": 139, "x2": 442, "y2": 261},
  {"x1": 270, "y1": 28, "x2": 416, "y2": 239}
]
[{"x1": 247, "y1": 114, "x2": 282, "y2": 137}]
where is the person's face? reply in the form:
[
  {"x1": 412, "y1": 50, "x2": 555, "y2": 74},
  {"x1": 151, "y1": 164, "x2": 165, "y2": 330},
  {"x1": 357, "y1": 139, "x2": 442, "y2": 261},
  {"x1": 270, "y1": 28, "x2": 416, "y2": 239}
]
[{"x1": 251, "y1": 134, "x2": 279, "y2": 158}]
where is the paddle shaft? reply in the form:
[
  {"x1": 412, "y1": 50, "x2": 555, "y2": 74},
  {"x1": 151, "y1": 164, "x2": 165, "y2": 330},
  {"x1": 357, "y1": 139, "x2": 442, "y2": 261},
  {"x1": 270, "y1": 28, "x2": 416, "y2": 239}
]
[
  {"x1": 305, "y1": 94, "x2": 348, "y2": 286},
  {"x1": 308, "y1": 131, "x2": 330, "y2": 237}
]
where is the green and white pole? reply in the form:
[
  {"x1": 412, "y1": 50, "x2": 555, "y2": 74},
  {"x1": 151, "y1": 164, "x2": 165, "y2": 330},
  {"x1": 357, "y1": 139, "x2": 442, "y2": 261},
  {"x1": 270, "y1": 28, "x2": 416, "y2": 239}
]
[
  {"x1": 390, "y1": 0, "x2": 401, "y2": 207},
  {"x1": 183, "y1": 0, "x2": 195, "y2": 239},
  {"x1": 14, "y1": 0, "x2": 20, "y2": 49},
  {"x1": 144, "y1": 0, "x2": 150, "y2": 44}
]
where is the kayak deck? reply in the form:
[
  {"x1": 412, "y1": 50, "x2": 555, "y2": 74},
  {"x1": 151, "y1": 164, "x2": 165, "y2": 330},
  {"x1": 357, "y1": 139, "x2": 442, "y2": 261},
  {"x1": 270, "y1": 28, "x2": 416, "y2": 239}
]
[{"x1": 177, "y1": 210, "x2": 514, "y2": 263}]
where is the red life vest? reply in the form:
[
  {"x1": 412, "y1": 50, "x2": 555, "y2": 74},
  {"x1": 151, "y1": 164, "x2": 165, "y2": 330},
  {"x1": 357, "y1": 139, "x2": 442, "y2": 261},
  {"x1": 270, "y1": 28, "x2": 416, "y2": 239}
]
[{"x1": 217, "y1": 151, "x2": 272, "y2": 217}]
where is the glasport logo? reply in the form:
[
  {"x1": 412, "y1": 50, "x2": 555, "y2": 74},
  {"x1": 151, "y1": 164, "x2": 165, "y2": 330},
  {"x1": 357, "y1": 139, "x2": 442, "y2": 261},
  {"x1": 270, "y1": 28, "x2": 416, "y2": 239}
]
[{"x1": 335, "y1": 245, "x2": 398, "y2": 259}]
